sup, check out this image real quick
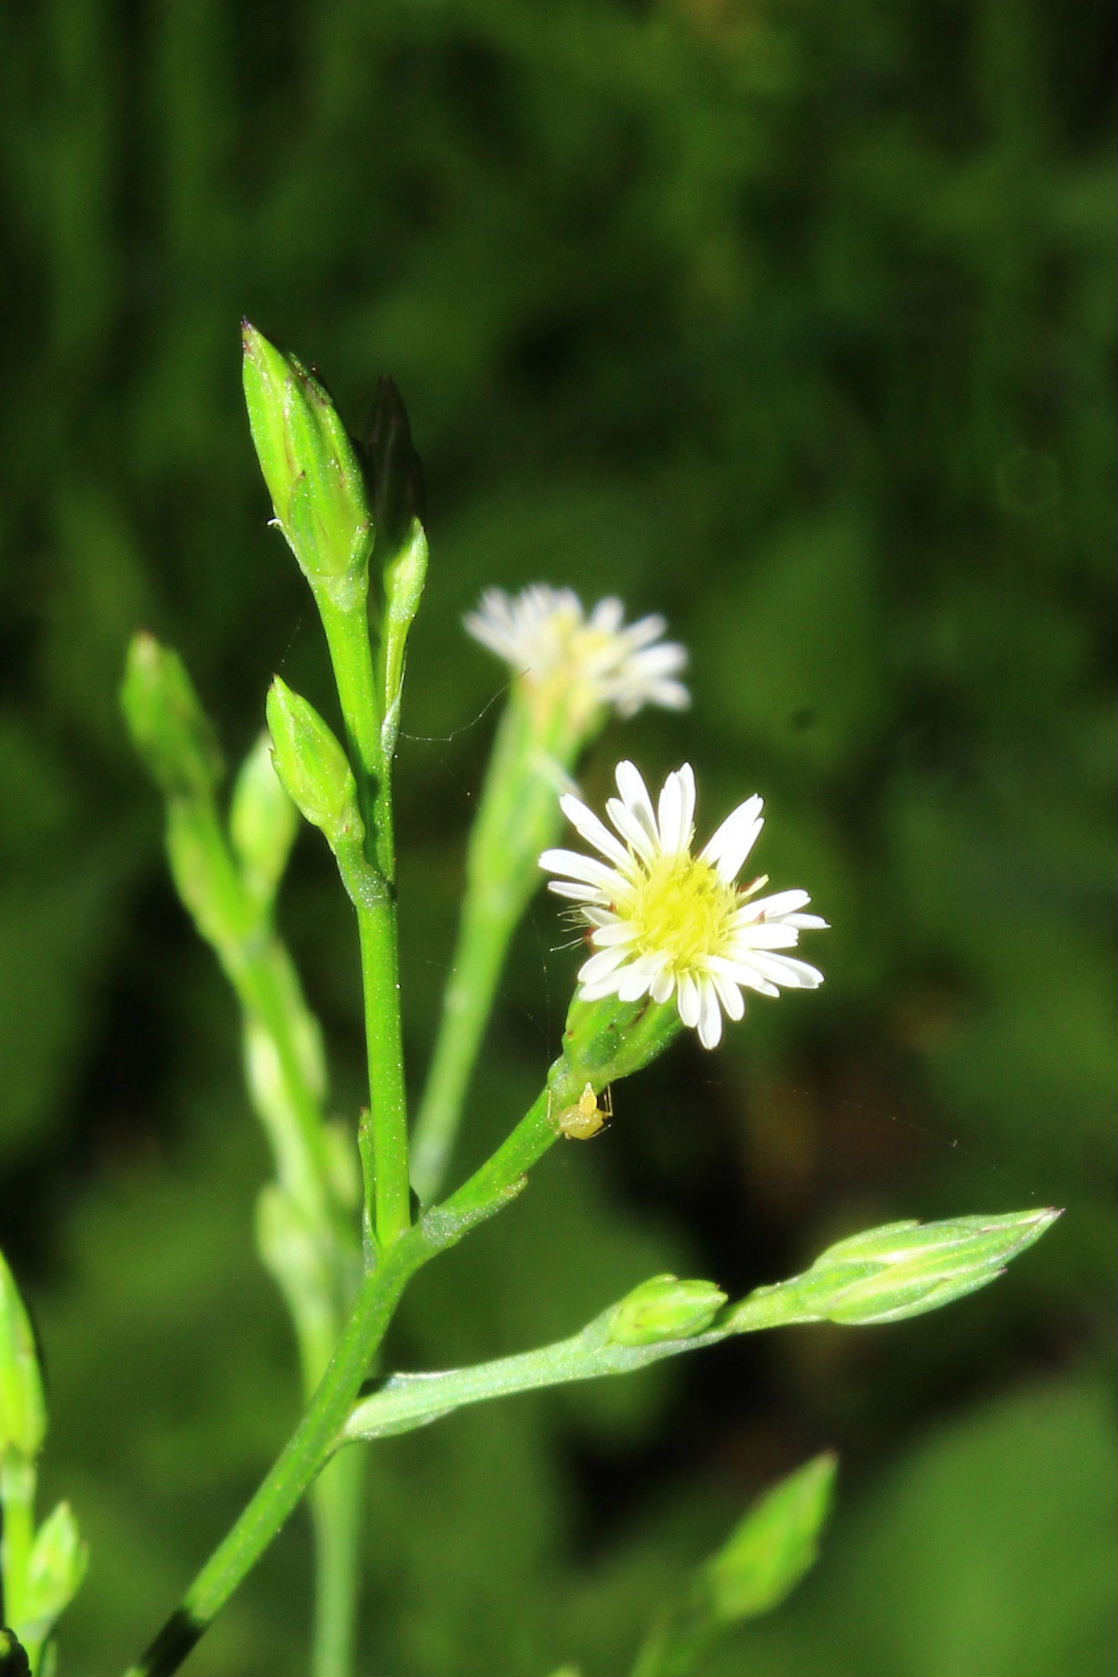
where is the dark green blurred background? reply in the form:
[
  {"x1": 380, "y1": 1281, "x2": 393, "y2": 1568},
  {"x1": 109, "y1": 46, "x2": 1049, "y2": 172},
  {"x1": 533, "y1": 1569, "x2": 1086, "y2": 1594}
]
[{"x1": 1, "y1": 2, "x2": 1114, "y2": 1673}]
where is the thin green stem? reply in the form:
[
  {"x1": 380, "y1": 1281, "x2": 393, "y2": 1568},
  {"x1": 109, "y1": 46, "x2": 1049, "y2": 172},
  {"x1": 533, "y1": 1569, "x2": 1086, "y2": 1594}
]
[
  {"x1": 316, "y1": 596, "x2": 388, "y2": 873},
  {"x1": 236, "y1": 941, "x2": 334, "y2": 1219},
  {"x1": 0, "y1": 1458, "x2": 37, "y2": 1639},
  {"x1": 121, "y1": 1077, "x2": 571, "y2": 1677},
  {"x1": 342, "y1": 1308, "x2": 728, "y2": 1447},
  {"x1": 168, "y1": 796, "x2": 366, "y2": 1670},
  {"x1": 356, "y1": 902, "x2": 411, "y2": 1246},
  {"x1": 410, "y1": 885, "x2": 512, "y2": 1202},
  {"x1": 317, "y1": 595, "x2": 411, "y2": 1250},
  {"x1": 171, "y1": 799, "x2": 335, "y2": 1219},
  {"x1": 273, "y1": 1208, "x2": 363, "y2": 1677},
  {"x1": 412, "y1": 693, "x2": 583, "y2": 1202},
  {"x1": 309, "y1": 1453, "x2": 365, "y2": 1677},
  {"x1": 122, "y1": 1227, "x2": 423, "y2": 1677}
]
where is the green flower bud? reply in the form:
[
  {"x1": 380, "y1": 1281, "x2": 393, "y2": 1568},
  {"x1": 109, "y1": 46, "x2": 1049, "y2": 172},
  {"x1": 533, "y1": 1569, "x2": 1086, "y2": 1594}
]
[
  {"x1": 22, "y1": 1500, "x2": 88, "y2": 1649},
  {"x1": 703, "y1": 1453, "x2": 837, "y2": 1621},
  {"x1": 561, "y1": 991, "x2": 682, "y2": 1089},
  {"x1": 794, "y1": 1208, "x2": 1061, "y2": 1327},
  {"x1": 265, "y1": 677, "x2": 364, "y2": 849},
  {"x1": 120, "y1": 633, "x2": 223, "y2": 801},
  {"x1": 230, "y1": 731, "x2": 299, "y2": 909},
  {"x1": 609, "y1": 1274, "x2": 727, "y2": 1347},
  {"x1": 242, "y1": 323, "x2": 373, "y2": 603},
  {"x1": 380, "y1": 520, "x2": 429, "y2": 758},
  {"x1": 0, "y1": 1251, "x2": 46, "y2": 1462}
]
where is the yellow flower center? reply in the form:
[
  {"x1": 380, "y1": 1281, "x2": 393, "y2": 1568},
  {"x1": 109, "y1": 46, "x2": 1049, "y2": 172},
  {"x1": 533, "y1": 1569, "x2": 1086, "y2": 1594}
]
[
  {"x1": 628, "y1": 854, "x2": 738, "y2": 972},
  {"x1": 519, "y1": 615, "x2": 615, "y2": 733}
]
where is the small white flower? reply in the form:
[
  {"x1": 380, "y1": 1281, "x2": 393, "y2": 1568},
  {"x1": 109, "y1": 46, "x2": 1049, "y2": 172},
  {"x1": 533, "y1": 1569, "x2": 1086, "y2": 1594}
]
[
  {"x1": 464, "y1": 586, "x2": 689, "y2": 719},
  {"x1": 540, "y1": 761, "x2": 827, "y2": 1049}
]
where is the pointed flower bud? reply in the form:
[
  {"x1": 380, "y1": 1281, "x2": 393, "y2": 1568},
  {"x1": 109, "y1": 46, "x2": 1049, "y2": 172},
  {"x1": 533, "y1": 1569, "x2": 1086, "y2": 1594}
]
[
  {"x1": 625, "y1": 1455, "x2": 837, "y2": 1674},
  {"x1": 608, "y1": 1274, "x2": 727, "y2": 1346},
  {"x1": 230, "y1": 732, "x2": 299, "y2": 909},
  {"x1": 380, "y1": 519, "x2": 429, "y2": 757},
  {"x1": 120, "y1": 633, "x2": 223, "y2": 801},
  {"x1": 800, "y1": 1208, "x2": 1061, "y2": 1324},
  {"x1": 242, "y1": 323, "x2": 373, "y2": 604},
  {"x1": 703, "y1": 1453, "x2": 838, "y2": 1621},
  {"x1": 22, "y1": 1500, "x2": 88, "y2": 1652},
  {"x1": 265, "y1": 678, "x2": 363, "y2": 850},
  {"x1": 0, "y1": 1250, "x2": 46, "y2": 1461},
  {"x1": 731, "y1": 1208, "x2": 1062, "y2": 1330}
]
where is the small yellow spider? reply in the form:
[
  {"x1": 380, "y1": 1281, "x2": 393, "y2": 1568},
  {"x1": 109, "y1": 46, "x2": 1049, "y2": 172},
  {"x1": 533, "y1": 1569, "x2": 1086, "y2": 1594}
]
[{"x1": 551, "y1": 1081, "x2": 613, "y2": 1141}]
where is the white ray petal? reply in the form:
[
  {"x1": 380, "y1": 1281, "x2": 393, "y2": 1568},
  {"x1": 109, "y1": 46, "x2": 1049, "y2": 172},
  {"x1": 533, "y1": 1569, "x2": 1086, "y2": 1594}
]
[
  {"x1": 589, "y1": 921, "x2": 639, "y2": 947},
  {"x1": 708, "y1": 967, "x2": 745, "y2": 1021},
  {"x1": 578, "y1": 974, "x2": 625, "y2": 1001},
  {"x1": 538, "y1": 849, "x2": 620, "y2": 890},
  {"x1": 740, "y1": 887, "x2": 810, "y2": 919},
  {"x1": 707, "y1": 953, "x2": 781, "y2": 997},
  {"x1": 547, "y1": 879, "x2": 608, "y2": 902},
  {"x1": 615, "y1": 961, "x2": 656, "y2": 1003},
  {"x1": 676, "y1": 970, "x2": 702, "y2": 1028},
  {"x1": 658, "y1": 764, "x2": 696, "y2": 853},
  {"x1": 697, "y1": 979, "x2": 724, "y2": 1048},
  {"x1": 614, "y1": 760, "x2": 658, "y2": 838},
  {"x1": 558, "y1": 794, "x2": 632, "y2": 869},
  {"x1": 730, "y1": 923, "x2": 803, "y2": 950},
  {"x1": 619, "y1": 606, "x2": 665, "y2": 638},
  {"x1": 577, "y1": 947, "x2": 632, "y2": 987},
  {"x1": 581, "y1": 904, "x2": 622, "y2": 926},
  {"x1": 746, "y1": 952, "x2": 825, "y2": 989},
  {"x1": 604, "y1": 797, "x2": 657, "y2": 864},
  {"x1": 701, "y1": 796, "x2": 764, "y2": 882}
]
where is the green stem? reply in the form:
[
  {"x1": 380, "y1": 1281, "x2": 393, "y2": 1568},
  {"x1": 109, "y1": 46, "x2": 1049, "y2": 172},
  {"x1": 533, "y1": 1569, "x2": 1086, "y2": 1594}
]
[
  {"x1": 0, "y1": 1458, "x2": 37, "y2": 1643},
  {"x1": 122, "y1": 1007, "x2": 685, "y2": 1677},
  {"x1": 168, "y1": 795, "x2": 366, "y2": 1670},
  {"x1": 122, "y1": 1227, "x2": 422, "y2": 1677},
  {"x1": 122, "y1": 1077, "x2": 571, "y2": 1677},
  {"x1": 316, "y1": 595, "x2": 388, "y2": 874},
  {"x1": 410, "y1": 885, "x2": 515, "y2": 1202},
  {"x1": 309, "y1": 1453, "x2": 365, "y2": 1677},
  {"x1": 342, "y1": 1310, "x2": 727, "y2": 1446},
  {"x1": 270, "y1": 1209, "x2": 363, "y2": 1677},
  {"x1": 411, "y1": 693, "x2": 583, "y2": 1202},
  {"x1": 237, "y1": 941, "x2": 334, "y2": 1220},
  {"x1": 316, "y1": 594, "x2": 411, "y2": 1250},
  {"x1": 356, "y1": 901, "x2": 410, "y2": 1247},
  {"x1": 170, "y1": 798, "x2": 335, "y2": 1220}
]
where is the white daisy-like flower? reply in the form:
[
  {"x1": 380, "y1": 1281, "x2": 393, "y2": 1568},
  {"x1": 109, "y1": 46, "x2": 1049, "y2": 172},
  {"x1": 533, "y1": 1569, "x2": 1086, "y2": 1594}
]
[
  {"x1": 464, "y1": 586, "x2": 689, "y2": 719},
  {"x1": 540, "y1": 761, "x2": 827, "y2": 1049}
]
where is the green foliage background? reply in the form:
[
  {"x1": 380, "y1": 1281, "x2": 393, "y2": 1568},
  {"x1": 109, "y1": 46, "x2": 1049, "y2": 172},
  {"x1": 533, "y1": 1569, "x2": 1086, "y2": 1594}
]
[{"x1": 0, "y1": 1, "x2": 1113, "y2": 1673}]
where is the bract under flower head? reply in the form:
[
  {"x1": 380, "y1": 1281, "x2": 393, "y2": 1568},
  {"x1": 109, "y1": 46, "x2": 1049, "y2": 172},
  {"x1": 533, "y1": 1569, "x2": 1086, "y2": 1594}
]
[
  {"x1": 540, "y1": 761, "x2": 827, "y2": 1048},
  {"x1": 464, "y1": 586, "x2": 689, "y2": 720}
]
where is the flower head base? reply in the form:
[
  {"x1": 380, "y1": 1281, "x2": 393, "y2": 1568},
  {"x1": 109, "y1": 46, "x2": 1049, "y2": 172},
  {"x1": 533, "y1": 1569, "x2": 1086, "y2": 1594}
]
[
  {"x1": 465, "y1": 586, "x2": 688, "y2": 722},
  {"x1": 540, "y1": 762, "x2": 827, "y2": 1049}
]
